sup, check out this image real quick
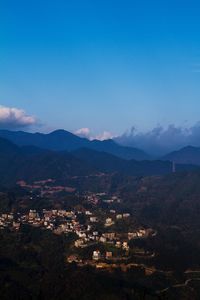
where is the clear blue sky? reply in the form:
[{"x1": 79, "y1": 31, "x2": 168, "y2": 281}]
[{"x1": 1, "y1": 0, "x2": 200, "y2": 135}]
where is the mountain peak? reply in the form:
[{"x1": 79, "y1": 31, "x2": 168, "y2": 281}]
[
  {"x1": 50, "y1": 129, "x2": 73, "y2": 136},
  {"x1": 162, "y1": 145, "x2": 200, "y2": 165}
]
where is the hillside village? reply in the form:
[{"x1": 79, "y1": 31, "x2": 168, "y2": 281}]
[{"x1": 0, "y1": 182, "x2": 156, "y2": 269}]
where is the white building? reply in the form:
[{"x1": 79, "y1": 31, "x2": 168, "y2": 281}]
[{"x1": 92, "y1": 250, "x2": 101, "y2": 261}]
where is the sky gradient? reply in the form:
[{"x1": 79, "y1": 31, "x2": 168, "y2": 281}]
[{"x1": 1, "y1": 0, "x2": 200, "y2": 137}]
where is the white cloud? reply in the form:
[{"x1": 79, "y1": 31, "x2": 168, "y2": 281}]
[
  {"x1": 75, "y1": 127, "x2": 91, "y2": 138},
  {"x1": 116, "y1": 123, "x2": 200, "y2": 156},
  {"x1": 0, "y1": 105, "x2": 36, "y2": 129},
  {"x1": 75, "y1": 127, "x2": 116, "y2": 141},
  {"x1": 94, "y1": 131, "x2": 116, "y2": 141}
]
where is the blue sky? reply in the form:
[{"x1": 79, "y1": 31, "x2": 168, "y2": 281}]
[{"x1": 1, "y1": 0, "x2": 200, "y2": 137}]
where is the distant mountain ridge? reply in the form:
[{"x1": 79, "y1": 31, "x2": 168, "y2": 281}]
[
  {"x1": 71, "y1": 147, "x2": 198, "y2": 176},
  {"x1": 0, "y1": 137, "x2": 95, "y2": 185},
  {"x1": 162, "y1": 146, "x2": 200, "y2": 166},
  {"x1": 0, "y1": 129, "x2": 150, "y2": 160},
  {"x1": 0, "y1": 137, "x2": 198, "y2": 186}
]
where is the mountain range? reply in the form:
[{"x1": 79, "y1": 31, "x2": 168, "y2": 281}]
[
  {"x1": 0, "y1": 129, "x2": 150, "y2": 160},
  {"x1": 2, "y1": 129, "x2": 200, "y2": 165},
  {"x1": 0, "y1": 135, "x2": 198, "y2": 186}
]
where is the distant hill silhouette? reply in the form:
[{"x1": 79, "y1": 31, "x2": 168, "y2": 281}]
[
  {"x1": 162, "y1": 146, "x2": 200, "y2": 165},
  {"x1": 0, "y1": 129, "x2": 150, "y2": 160},
  {"x1": 0, "y1": 137, "x2": 198, "y2": 185},
  {"x1": 72, "y1": 148, "x2": 198, "y2": 176}
]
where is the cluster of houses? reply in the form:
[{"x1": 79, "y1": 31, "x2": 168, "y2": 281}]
[
  {"x1": 0, "y1": 208, "x2": 152, "y2": 263},
  {"x1": 0, "y1": 213, "x2": 21, "y2": 230},
  {"x1": 0, "y1": 207, "x2": 150, "y2": 237},
  {"x1": 86, "y1": 193, "x2": 121, "y2": 206},
  {"x1": 0, "y1": 209, "x2": 84, "y2": 233},
  {"x1": 104, "y1": 213, "x2": 131, "y2": 227},
  {"x1": 0, "y1": 185, "x2": 155, "y2": 266},
  {"x1": 74, "y1": 231, "x2": 131, "y2": 250},
  {"x1": 73, "y1": 226, "x2": 149, "y2": 252}
]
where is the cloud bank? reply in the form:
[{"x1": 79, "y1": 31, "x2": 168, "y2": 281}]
[
  {"x1": 95, "y1": 131, "x2": 116, "y2": 141},
  {"x1": 115, "y1": 124, "x2": 200, "y2": 156},
  {"x1": 75, "y1": 127, "x2": 116, "y2": 141},
  {"x1": 0, "y1": 105, "x2": 36, "y2": 129},
  {"x1": 75, "y1": 127, "x2": 91, "y2": 138}
]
